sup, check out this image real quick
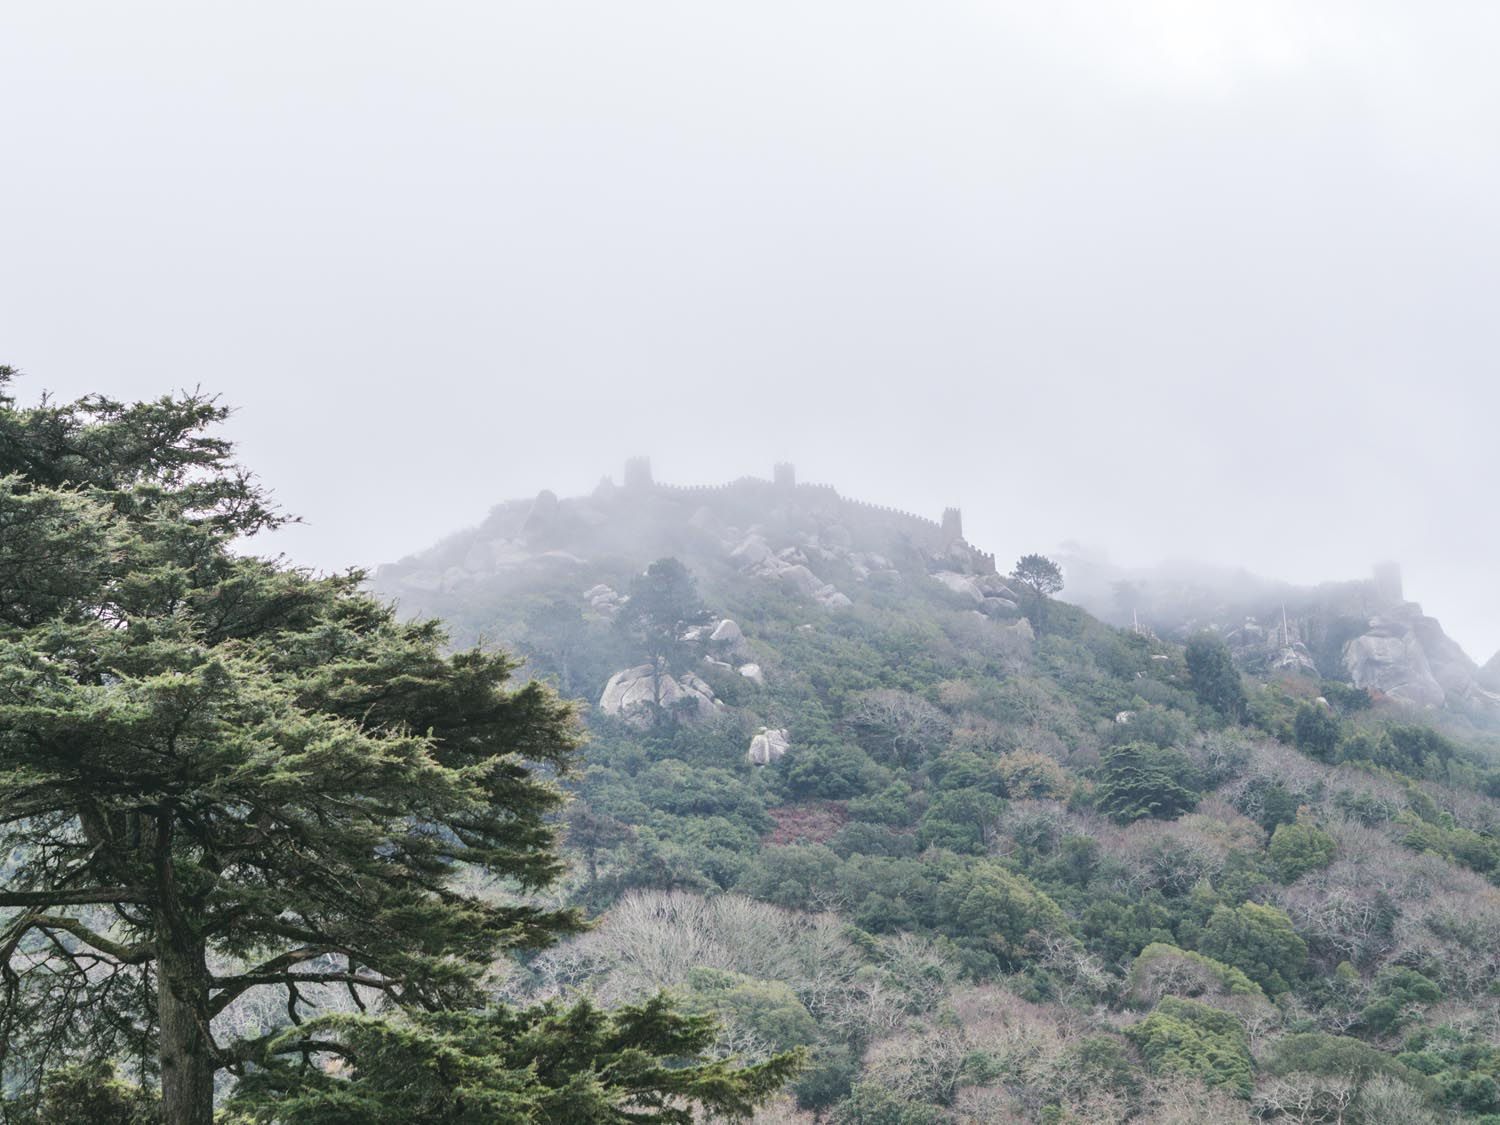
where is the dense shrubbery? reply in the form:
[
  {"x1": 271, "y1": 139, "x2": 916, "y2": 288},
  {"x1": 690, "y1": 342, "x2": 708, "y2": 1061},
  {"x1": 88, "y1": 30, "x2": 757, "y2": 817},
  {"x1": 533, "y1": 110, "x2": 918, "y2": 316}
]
[{"x1": 442, "y1": 541, "x2": 1500, "y2": 1122}]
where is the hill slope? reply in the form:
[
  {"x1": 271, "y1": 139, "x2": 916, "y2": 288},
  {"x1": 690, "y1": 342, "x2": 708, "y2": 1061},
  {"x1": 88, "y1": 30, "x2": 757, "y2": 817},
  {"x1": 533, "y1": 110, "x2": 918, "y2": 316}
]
[{"x1": 374, "y1": 463, "x2": 1500, "y2": 1124}]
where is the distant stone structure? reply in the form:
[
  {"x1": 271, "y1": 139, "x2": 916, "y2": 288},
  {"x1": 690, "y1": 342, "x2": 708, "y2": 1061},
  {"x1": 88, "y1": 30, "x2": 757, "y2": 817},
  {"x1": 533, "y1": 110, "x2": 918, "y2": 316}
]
[
  {"x1": 624, "y1": 456, "x2": 654, "y2": 491},
  {"x1": 941, "y1": 507, "x2": 963, "y2": 542},
  {"x1": 622, "y1": 461, "x2": 996, "y2": 575}
]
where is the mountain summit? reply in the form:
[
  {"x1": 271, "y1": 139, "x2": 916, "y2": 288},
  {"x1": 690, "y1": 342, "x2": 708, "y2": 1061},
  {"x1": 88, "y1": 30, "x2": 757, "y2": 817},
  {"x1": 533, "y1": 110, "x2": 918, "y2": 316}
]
[
  {"x1": 376, "y1": 458, "x2": 1008, "y2": 629},
  {"x1": 377, "y1": 460, "x2": 1497, "y2": 727}
]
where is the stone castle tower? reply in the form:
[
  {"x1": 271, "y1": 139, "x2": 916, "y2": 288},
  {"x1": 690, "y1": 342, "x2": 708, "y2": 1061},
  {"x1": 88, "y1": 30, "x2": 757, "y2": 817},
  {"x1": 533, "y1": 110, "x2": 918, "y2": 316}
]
[
  {"x1": 941, "y1": 507, "x2": 963, "y2": 542},
  {"x1": 624, "y1": 456, "x2": 654, "y2": 491}
]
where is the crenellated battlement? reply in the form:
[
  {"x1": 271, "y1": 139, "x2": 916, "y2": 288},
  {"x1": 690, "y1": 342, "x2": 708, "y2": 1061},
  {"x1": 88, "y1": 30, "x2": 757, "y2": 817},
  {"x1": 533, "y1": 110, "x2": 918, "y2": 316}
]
[
  {"x1": 816, "y1": 489, "x2": 945, "y2": 534},
  {"x1": 652, "y1": 477, "x2": 770, "y2": 496}
]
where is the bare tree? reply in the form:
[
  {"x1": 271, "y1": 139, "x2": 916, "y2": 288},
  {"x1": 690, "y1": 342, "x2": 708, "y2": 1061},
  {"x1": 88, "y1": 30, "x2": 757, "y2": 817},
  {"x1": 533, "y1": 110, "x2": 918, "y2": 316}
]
[
  {"x1": 1254, "y1": 1073, "x2": 1357, "y2": 1124},
  {"x1": 844, "y1": 688, "x2": 952, "y2": 768}
]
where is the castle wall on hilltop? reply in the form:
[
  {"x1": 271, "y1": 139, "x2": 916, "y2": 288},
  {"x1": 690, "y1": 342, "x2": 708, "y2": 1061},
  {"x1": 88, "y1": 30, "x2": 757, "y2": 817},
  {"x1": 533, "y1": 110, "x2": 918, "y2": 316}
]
[{"x1": 621, "y1": 459, "x2": 996, "y2": 574}]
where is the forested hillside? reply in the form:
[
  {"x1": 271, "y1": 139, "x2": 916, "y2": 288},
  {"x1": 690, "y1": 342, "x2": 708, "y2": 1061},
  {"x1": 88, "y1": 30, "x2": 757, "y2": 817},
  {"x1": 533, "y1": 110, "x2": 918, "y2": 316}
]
[{"x1": 375, "y1": 462, "x2": 1500, "y2": 1123}]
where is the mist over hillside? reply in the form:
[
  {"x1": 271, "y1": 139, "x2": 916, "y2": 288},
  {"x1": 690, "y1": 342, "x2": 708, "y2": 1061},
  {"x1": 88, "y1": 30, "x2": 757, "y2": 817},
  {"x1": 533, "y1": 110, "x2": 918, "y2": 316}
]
[
  {"x1": 1059, "y1": 549, "x2": 1500, "y2": 727},
  {"x1": 363, "y1": 458, "x2": 1500, "y2": 1121},
  {"x1": 9, "y1": 0, "x2": 1500, "y2": 1118},
  {"x1": 376, "y1": 460, "x2": 1500, "y2": 733}
]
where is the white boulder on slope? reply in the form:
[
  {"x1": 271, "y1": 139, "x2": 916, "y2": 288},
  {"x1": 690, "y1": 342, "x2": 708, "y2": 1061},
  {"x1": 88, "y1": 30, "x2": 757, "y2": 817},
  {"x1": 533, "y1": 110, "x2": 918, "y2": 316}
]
[
  {"x1": 598, "y1": 664, "x2": 725, "y2": 729},
  {"x1": 747, "y1": 727, "x2": 790, "y2": 766}
]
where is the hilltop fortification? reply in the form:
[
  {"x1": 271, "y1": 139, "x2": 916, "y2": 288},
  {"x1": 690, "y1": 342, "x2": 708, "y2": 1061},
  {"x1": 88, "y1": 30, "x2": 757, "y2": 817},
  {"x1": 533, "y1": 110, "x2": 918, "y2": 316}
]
[{"x1": 375, "y1": 460, "x2": 1012, "y2": 632}]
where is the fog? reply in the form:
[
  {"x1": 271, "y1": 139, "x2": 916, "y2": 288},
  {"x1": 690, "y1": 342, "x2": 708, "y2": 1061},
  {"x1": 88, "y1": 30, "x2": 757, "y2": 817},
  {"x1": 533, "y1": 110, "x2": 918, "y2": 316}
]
[{"x1": 3, "y1": 3, "x2": 1497, "y2": 661}]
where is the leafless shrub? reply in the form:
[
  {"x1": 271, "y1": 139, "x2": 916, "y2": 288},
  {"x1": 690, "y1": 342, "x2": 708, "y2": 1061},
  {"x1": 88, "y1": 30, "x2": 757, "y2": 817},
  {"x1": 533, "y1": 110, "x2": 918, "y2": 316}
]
[
  {"x1": 1136, "y1": 1072, "x2": 1254, "y2": 1123},
  {"x1": 1253, "y1": 1072, "x2": 1356, "y2": 1123},
  {"x1": 1355, "y1": 1074, "x2": 1440, "y2": 1124},
  {"x1": 844, "y1": 688, "x2": 953, "y2": 766},
  {"x1": 861, "y1": 1027, "x2": 969, "y2": 1106}
]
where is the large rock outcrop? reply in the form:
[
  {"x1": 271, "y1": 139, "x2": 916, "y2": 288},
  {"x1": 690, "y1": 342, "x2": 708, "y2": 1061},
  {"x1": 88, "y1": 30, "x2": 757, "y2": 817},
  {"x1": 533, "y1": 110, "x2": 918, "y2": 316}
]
[
  {"x1": 932, "y1": 571, "x2": 1019, "y2": 612},
  {"x1": 1482, "y1": 652, "x2": 1500, "y2": 693},
  {"x1": 747, "y1": 728, "x2": 790, "y2": 766},
  {"x1": 730, "y1": 535, "x2": 854, "y2": 610},
  {"x1": 1340, "y1": 604, "x2": 1500, "y2": 713},
  {"x1": 1343, "y1": 618, "x2": 1446, "y2": 708},
  {"x1": 598, "y1": 664, "x2": 724, "y2": 729},
  {"x1": 1056, "y1": 557, "x2": 1496, "y2": 724}
]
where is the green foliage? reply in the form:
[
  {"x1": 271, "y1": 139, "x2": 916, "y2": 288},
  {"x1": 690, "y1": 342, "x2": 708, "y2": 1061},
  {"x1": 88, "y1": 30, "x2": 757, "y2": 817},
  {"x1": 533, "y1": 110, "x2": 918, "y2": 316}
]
[
  {"x1": 60, "y1": 365, "x2": 1499, "y2": 1119},
  {"x1": 937, "y1": 861, "x2": 1070, "y2": 970},
  {"x1": 1010, "y1": 554, "x2": 1064, "y2": 627},
  {"x1": 1359, "y1": 966, "x2": 1442, "y2": 1036},
  {"x1": 228, "y1": 995, "x2": 802, "y2": 1124},
  {"x1": 831, "y1": 1083, "x2": 947, "y2": 1125},
  {"x1": 928, "y1": 749, "x2": 1005, "y2": 795},
  {"x1": 1071, "y1": 1035, "x2": 1141, "y2": 1098},
  {"x1": 2, "y1": 1060, "x2": 158, "y2": 1124},
  {"x1": 1294, "y1": 702, "x2": 1342, "y2": 761},
  {"x1": 1321, "y1": 681, "x2": 1373, "y2": 714},
  {"x1": 735, "y1": 845, "x2": 843, "y2": 911},
  {"x1": 1264, "y1": 1031, "x2": 1415, "y2": 1083},
  {"x1": 847, "y1": 782, "x2": 918, "y2": 827},
  {"x1": 1400, "y1": 813, "x2": 1500, "y2": 879},
  {"x1": 1333, "y1": 786, "x2": 1401, "y2": 826},
  {"x1": 777, "y1": 740, "x2": 886, "y2": 801},
  {"x1": 918, "y1": 790, "x2": 1004, "y2": 854},
  {"x1": 793, "y1": 1043, "x2": 860, "y2": 1112},
  {"x1": 1401, "y1": 1025, "x2": 1500, "y2": 1114},
  {"x1": 0, "y1": 377, "x2": 791, "y2": 1123},
  {"x1": 993, "y1": 748, "x2": 1072, "y2": 800},
  {"x1": 1196, "y1": 902, "x2": 1306, "y2": 995},
  {"x1": 1125, "y1": 996, "x2": 1253, "y2": 1097},
  {"x1": 1268, "y1": 821, "x2": 1338, "y2": 882},
  {"x1": 1256, "y1": 782, "x2": 1303, "y2": 832},
  {"x1": 1092, "y1": 742, "x2": 1199, "y2": 824},
  {"x1": 615, "y1": 557, "x2": 710, "y2": 675},
  {"x1": 684, "y1": 968, "x2": 819, "y2": 1052},
  {"x1": 1331, "y1": 723, "x2": 1464, "y2": 781},
  {"x1": 0, "y1": 381, "x2": 595, "y2": 1114},
  {"x1": 1183, "y1": 633, "x2": 1247, "y2": 722},
  {"x1": 1129, "y1": 943, "x2": 1265, "y2": 1002}
]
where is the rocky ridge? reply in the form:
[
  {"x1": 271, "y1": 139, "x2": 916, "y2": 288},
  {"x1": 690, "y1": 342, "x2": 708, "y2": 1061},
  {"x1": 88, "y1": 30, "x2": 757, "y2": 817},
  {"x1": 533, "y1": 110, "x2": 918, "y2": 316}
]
[
  {"x1": 1063, "y1": 551, "x2": 1500, "y2": 720},
  {"x1": 376, "y1": 459, "x2": 1006, "y2": 621}
]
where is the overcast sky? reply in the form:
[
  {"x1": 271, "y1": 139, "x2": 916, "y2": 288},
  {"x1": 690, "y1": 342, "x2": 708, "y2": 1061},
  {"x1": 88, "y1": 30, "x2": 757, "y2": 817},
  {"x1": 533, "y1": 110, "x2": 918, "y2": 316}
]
[{"x1": 4, "y1": 2, "x2": 1498, "y2": 661}]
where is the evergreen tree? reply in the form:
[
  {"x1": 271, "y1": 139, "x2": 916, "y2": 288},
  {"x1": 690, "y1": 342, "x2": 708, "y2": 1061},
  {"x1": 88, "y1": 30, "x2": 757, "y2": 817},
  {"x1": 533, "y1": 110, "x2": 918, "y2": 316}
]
[
  {"x1": 0, "y1": 372, "x2": 792, "y2": 1124},
  {"x1": 1009, "y1": 554, "x2": 1063, "y2": 628},
  {"x1": 617, "y1": 557, "x2": 709, "y2": 677},
  {"x1": 226, "y1": 995, "x2": 798, "y2": 1124},
  {"x1": 1293, "y1": 701, "x2": 1342, "y2": 761},
  {"x1": 1092, "y1": 742, "x2": 1199, "y2": 824},
  {"x1": 1183, "y1": 632, "x2": 1247, "y2": 722}
]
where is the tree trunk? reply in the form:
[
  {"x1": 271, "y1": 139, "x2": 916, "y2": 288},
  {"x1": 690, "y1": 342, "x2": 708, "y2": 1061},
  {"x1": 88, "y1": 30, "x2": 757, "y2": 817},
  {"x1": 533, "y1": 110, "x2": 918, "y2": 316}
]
[{"x1": 158, "y1": 936, "x2": 215, "y2": 1125}]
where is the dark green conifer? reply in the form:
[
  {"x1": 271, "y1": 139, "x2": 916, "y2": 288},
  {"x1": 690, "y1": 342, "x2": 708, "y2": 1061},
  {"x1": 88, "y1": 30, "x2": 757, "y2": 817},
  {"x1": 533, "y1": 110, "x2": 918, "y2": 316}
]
[{"x1": 0, "y1": 371, "x2": 793, "y2": 1124}]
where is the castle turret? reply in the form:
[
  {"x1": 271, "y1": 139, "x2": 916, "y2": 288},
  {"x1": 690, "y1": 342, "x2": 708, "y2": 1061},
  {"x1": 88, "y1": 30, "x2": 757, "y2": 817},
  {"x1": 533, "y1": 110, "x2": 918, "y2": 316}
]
[
  {"x1": 624, "y1": 456, "x2": 654, "y2": 492},
  {"x1": 941, "y1": 507, "x2": 963, "y2": 542},
  {"x1": 774, "y1": 462, "x2": 796, "y2": 491}
]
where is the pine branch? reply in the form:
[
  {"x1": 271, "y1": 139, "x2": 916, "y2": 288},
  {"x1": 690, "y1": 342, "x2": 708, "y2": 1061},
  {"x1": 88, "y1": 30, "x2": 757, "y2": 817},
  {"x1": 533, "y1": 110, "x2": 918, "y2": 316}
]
[
  {"x1": 14, "y1": 914, "x2": 153, "y2": 964},
  {"x1": 0, "y1": 888, "x2": 148, "y2": 907}
]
